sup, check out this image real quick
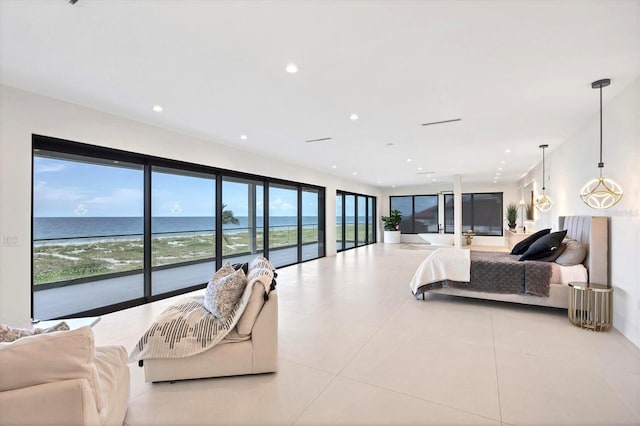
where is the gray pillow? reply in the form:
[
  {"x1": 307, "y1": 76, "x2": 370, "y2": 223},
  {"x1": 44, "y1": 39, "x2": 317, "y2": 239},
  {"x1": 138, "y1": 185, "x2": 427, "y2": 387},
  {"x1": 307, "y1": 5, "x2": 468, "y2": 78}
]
[
  {"x1": 555, "y1": 239, "x2": 588, "y2": 266},
  {"x1": 204, "y1": 265, "x2": 248, "y2": 321}
]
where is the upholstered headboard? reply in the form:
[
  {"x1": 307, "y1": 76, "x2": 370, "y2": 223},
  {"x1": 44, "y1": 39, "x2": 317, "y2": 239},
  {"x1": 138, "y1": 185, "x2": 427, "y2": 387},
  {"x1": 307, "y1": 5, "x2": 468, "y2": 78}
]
[{"x1": 558, "y1": 216, "x2": 609, "y2": 285}]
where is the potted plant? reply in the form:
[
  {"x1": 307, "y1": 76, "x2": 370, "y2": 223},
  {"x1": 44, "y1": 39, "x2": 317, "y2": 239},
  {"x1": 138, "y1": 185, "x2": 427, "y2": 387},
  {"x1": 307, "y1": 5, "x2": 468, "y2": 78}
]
[
  {"x1": 505, "y1": 203, "x2": 518, "y2": 231},
  {"x1": 382, "y1": 209, "x2": 402, "y2": 244}
]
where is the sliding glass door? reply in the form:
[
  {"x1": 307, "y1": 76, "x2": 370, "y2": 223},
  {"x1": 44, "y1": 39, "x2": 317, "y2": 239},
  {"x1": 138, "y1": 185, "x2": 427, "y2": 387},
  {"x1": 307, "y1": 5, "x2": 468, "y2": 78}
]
[
  {"x1": 336, "y1": 190, "x2": 376, "y2": 251},
  {"x1": 221, "y1": 177, "x2": 264, "y2": 264},
  {"x1": 33, "y1": 151, "x2": 144, "y2": 319},
  {"x1": 151, "y1": 167, "x2": 216, "y2": 296},
  {"x1": 32, "y1": 135, "x2": 326, "y2": 319}
]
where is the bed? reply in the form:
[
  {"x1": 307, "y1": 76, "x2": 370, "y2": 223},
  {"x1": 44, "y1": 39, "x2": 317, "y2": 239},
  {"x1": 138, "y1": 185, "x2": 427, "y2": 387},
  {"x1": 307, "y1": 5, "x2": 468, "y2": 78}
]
[{"x1": 410, "y1": 216, "x2": 608, "y2": 309}]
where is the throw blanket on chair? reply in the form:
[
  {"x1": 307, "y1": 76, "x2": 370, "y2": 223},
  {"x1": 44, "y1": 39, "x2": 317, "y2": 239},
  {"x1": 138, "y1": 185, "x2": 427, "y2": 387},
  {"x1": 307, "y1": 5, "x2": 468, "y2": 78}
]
[{"x1": 129, "y1": 279, "x2": 268, "y2": 363}]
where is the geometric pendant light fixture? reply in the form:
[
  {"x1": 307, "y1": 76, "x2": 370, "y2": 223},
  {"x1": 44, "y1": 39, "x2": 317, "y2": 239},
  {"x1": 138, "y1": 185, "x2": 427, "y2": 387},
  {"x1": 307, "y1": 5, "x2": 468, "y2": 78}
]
[
  {"x1": 579, "y1": 78, "x2": 624, "y2": 209},
  {"x1": 534, "y1": 144, "x2": 553, "y2": 212}
]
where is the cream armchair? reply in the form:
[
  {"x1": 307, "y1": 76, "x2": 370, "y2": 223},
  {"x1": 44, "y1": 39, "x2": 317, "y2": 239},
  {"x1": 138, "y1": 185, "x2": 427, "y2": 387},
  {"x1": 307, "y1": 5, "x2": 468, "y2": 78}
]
[
  {"x1": 142, "y1": 289, "x2": 278, "y2": 382},
  {"x1": 0, "y1": 326, "x2": 129, "y2": 426}
]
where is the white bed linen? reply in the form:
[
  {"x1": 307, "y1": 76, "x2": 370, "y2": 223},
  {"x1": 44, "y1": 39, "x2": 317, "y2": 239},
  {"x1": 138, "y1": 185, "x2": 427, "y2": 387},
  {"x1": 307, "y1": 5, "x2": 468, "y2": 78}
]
[
  {"x1": 550, "y1": 262, "x2": 588, "y2": 285},
  {"x1": 409, "y1": 248, "x2": 470, "y2": 294}
]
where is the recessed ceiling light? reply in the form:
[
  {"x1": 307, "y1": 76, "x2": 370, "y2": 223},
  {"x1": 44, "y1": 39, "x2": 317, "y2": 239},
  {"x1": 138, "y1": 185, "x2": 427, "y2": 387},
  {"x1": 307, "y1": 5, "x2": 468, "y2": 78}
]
[
  {"x1": 377, "y1": 180, "x2": 382, "y2": 184},
  {"x1": 500, "y1": 160, "x2": 506, "y2": 164},
  {"x1": 493, "y1": 180, "x2": 498, "y2": 183},
  {"x1": 240, "y1": 134, "x2": 247, "y2": 140},
  {"x1": 152, "y1": 105, "x2": 163, "y2": 112},
  {"x1": 505, "y1": 149, "x2": 511, "y2": 153},
  {"x1": 350, "y1": 113, "x2": 359, "y2": 121},
  {"x1": 392, "y1": 185, "x2": 396, "y2": 188},
  {"x1": 432, "y1": 178, "x2": 437, "y2": 182},
  {"x1": 418, "y1": 167, "x2": 423, "y2": 171},
  {"x1": 496, "y1": 172, "x2": 501, "y2": 176},
  {"x1": 407, "y1": 158, "x2": 413, "y2": 163},
  {"x1": 331, "y1": 165, "x2": 337, "y2": 169},
  {"x1": 352, "y1": 172, "x2": 358, "y2": 175},
  {"x1": 285, "y1": 63, "x2": 298, "y2": 74},
  {"x1": 498, "y1": 167, "x2": 503, "y2": 171}
]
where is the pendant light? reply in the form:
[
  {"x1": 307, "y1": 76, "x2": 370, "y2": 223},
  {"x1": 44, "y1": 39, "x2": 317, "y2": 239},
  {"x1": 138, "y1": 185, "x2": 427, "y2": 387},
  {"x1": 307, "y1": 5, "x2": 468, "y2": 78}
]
[
  {"x1": 580, "y1": 78, "x2": 623, "y2": 209},
  {"x1": 534, "y1": 144, "x2": 553, "y2": 212}
]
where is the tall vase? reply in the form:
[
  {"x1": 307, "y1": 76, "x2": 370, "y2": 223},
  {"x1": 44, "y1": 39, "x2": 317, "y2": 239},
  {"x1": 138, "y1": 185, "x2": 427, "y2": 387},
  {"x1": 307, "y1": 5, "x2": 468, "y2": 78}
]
[{"x1": 384, "y1": 230, "x2": 401, "y2": 244}]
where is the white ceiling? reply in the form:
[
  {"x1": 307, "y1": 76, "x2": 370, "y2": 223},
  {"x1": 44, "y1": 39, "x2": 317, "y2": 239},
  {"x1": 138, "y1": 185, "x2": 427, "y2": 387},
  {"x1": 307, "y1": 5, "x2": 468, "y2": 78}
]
[{"x1": 1, "y1": 0, "x2": 638, "y2": 187}]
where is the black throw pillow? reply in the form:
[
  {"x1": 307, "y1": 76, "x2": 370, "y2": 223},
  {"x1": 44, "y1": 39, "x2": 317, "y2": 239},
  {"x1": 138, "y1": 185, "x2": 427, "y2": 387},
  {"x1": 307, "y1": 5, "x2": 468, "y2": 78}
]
[
  {"x1": 519, "y1": 230, "x2": 568, "y2": 261},
  {"x1": 511, "y1": 228, "x2": 551, "y2": 255}
]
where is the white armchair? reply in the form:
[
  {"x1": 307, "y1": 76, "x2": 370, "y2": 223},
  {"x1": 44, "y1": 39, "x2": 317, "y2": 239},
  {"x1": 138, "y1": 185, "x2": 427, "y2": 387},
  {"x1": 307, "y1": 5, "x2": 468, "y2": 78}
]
[{"x1": 0, "y1": 326, "x2": 129, "y2": 425}]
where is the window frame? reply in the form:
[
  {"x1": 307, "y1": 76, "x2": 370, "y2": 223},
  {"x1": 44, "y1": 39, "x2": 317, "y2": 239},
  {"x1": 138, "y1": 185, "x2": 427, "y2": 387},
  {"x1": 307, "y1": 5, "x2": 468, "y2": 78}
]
[
  {"x1": 32, "y1": 134, "x2": 326, "y2": 319},
  {"x1": 389, "y1": 194, "x2": 439, "y2": 234},
  {"x1": 443, "y1": 192, "x2": 504, "y2": 236}
]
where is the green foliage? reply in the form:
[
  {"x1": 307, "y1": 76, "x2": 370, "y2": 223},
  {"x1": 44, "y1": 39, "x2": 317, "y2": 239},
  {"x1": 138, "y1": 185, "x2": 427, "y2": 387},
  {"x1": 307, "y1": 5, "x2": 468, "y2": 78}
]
[
  {"x1": 525, "y1": 203, "x2": 533, "y2": 220},
  {"x1": 221, "y1": 204, "x2": 240, "y2": 225},
  {"x1": 381, "y1": 209, "x2": 402, "y2": 231},
  {"x1": 33, "y1": 225, "x2": 321, "y2": 286},
  {"x1": 506, "y1": 203, "x2": 518, "y2": 227}
]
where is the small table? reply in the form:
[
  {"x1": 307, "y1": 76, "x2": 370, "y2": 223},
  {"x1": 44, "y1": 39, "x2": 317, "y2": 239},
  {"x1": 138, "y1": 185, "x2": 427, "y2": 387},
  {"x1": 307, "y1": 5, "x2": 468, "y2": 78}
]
[
  {"x1": 32, "y1": 316, "x2": 101, "y2": 330},
  {"x1": 568, "y1": 282, "x2": 613, "y2": 331}
]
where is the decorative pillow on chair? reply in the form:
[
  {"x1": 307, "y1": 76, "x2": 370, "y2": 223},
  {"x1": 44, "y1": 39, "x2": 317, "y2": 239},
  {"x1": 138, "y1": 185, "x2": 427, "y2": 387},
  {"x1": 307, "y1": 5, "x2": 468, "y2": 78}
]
[
  {"x1": 511, "y1": 228, "x2": 551, "y2": 255},
  {"x1": 0, "y1": 321, "x2": 70, "y2": 343},
  {"x1": 555, "y1": 238, "x2": 588, "y2": 266},
  {"x1": 519, "y1": 230, "x2": 567, "y2": 261},
  {"x1": 204, "y1": 264, "x2": 248, "y2": 321}
]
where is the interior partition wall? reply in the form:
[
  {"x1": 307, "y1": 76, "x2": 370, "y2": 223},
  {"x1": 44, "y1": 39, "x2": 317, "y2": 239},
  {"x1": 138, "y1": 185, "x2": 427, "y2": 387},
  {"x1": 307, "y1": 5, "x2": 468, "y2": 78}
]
[
  {"x1": 31, "y1": 135, "x2": 325, "y2": 320},
  {"x1": 336, "y1": 190, "x2": 376, "y2": 252}
]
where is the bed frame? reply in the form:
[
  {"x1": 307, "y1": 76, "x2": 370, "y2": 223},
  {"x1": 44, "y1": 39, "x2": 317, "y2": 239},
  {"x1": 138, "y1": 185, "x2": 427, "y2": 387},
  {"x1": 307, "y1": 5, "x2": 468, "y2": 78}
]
[{"x1": 422, "y1": 216, "x2": 609, "y2": 309}]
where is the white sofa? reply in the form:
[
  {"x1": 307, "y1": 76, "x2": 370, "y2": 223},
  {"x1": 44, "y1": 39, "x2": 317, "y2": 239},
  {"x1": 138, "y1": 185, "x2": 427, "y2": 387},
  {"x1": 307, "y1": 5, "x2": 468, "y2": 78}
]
[
  {"x1": 0, "y1": 326, "x2": 130, "y2": 426},
  {"x1": 143, "y1": 289, "x2": 278, "y2": 383}
]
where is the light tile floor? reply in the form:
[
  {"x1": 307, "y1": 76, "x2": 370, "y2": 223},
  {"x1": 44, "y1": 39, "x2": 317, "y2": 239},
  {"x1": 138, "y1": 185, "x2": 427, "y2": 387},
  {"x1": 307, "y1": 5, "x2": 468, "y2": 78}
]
[{"x1": 93, "y1": 243, "x2": 640, "y2": 425}]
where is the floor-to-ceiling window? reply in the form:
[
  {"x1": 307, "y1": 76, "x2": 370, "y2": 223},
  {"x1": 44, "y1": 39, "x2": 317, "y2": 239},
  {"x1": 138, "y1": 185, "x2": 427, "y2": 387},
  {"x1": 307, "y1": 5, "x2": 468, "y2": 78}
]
[
  {"x1": 151, "y1": 167, "x2": 216, "y2": 296},
  {"x1": 221, "y1": 177, "x2": 264, "y2": 264},
  {"x1": 301, "y1": 188, "x2": 323, "y2": 261},
  {"x1": 336, "y1": 190, "x2": 376, "y2": 251},
  {"x1": 335, "y1": 194, "x2": 344, "y2": 251},
  {"x1": 267, "y1": 183, "x2": 299, "y2": 267},
  {"x1": 33, "y1": 150, "x2": 145, "y2": 319},
  {"x1": 344, "y1": 194, "x2": 356, "y2": 249},
  {"x1": 32, "y1": 135, "x2": 325, "y2": 319}
]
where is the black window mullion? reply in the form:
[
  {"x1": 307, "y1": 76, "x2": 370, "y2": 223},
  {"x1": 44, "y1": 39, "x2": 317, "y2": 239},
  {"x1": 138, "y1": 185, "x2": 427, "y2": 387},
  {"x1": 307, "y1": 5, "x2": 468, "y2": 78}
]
[
  {"x1": 297, "y1": 186, "x2": 303, "y2": 263},
  {"x1": 143, "y1": 163, "x2": 152, "y2": 299},
  {"x1": 263, "y1": 181, "x2": 270, "y2": 259},
  {"x1": 215, "y1": 175, "x2": 223, "y2": 263}
]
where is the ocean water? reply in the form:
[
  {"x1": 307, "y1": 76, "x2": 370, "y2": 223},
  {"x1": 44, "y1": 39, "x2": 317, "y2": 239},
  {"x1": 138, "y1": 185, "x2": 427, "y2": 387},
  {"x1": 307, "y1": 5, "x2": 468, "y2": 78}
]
[{"x1": 33, "y1": 216, "x2": 360, "y2": 241}]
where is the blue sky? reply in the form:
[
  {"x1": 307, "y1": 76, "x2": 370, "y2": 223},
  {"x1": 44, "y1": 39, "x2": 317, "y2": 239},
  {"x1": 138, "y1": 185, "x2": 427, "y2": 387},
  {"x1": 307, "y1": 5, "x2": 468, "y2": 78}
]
[{"x1": 34, "y1": 157, "x2": 313, "y2": 217}]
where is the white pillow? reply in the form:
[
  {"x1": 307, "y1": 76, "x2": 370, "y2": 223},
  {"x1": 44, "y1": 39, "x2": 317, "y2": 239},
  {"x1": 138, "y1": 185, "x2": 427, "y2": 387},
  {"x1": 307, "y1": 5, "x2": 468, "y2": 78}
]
[{"x1": 204, "y1": 264, "x2": 248, "y2": 321}]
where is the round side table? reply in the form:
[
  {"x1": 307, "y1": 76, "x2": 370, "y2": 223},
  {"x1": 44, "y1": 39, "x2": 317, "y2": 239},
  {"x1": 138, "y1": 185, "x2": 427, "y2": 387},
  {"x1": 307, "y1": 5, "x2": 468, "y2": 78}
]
[{"x1": 567, "y1": 282, "x2": 613, "y2": 331}]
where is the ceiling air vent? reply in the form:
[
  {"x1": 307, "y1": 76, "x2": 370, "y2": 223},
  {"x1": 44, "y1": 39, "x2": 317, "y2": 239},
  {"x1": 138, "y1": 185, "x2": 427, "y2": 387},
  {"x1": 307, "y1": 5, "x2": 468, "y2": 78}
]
[
  {"x1": 305, "y1": 137, "x2": 332, "y2": 143},
  {"x1": 421, "y1": 118, "x2": 462, "y2": 127}
]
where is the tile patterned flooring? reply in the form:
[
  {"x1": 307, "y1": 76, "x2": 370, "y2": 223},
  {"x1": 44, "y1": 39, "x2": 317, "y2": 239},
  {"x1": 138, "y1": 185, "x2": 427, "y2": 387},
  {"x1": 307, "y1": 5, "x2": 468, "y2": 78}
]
[{"x1": 93, "y1": 243, "x2": 640, "y2": 425}]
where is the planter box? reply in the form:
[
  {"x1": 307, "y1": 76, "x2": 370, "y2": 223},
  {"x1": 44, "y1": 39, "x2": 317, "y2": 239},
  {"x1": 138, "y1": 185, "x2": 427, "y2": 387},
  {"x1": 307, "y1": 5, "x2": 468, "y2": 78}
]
[{"x1": 384, "y1": 230, "x2": 401, "y2": 244}]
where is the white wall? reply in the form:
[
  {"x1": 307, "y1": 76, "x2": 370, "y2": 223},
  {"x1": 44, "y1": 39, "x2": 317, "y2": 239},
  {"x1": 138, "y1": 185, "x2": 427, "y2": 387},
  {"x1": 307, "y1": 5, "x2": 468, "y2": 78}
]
[
  {"x1": 519, "y1": 78, "x2": 640, "y2": 347},
  {"x1": 381, "y1": 181, "x2": 520, "y2": 246},
  {"x1": 0, "y1": 85, "x2": 382, "y2": 325}
]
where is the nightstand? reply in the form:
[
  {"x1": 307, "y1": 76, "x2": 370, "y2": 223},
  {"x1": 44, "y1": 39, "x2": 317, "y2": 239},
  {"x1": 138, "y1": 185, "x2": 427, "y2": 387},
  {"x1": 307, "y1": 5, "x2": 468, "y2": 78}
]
[{"x1": 568, "y1": 282, "x2": 613, "y2": 331}]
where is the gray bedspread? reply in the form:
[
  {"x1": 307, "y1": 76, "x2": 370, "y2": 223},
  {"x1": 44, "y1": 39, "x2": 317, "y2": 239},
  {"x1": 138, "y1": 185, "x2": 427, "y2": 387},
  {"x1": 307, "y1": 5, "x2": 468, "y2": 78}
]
[{"x1": 415, "y1": 251, "x2": 552, "y2": 297}]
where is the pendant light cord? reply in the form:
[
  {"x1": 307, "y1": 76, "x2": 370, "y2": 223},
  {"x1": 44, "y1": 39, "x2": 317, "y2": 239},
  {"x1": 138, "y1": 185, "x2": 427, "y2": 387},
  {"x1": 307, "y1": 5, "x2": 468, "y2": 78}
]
[
  {"x1": 542, "y1": 147, "x2": 546, "y2": 191},
  {"x1": 599, "y1": 85, "x2": 604, "y2": 169}
]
